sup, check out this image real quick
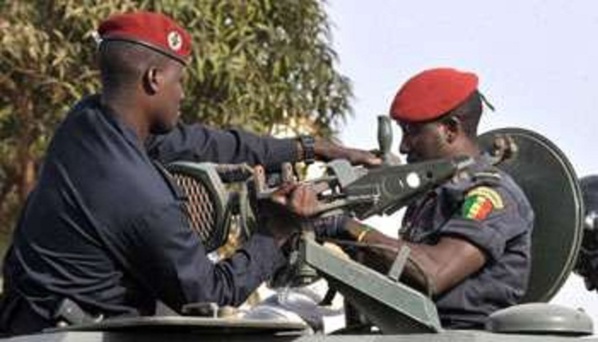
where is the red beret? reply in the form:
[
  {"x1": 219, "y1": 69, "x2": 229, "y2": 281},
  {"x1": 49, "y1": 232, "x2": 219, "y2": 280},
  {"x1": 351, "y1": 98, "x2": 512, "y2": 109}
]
[
  {"x1": 389, "y1": 68, "x2": 478, "y2": 123},
  {"x1": 98, "y1": 11, "x2": 192, "y2": 65}
]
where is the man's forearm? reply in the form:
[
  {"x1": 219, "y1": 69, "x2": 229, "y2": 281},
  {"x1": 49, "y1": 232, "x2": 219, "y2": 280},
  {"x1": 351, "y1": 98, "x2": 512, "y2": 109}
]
[
  {"x1": 146, "y1": 123, "x2": 300, "y2": 167},
  {"x1": 343, "y1": 220, "x2": 433, "y2": 293},
  {"x1": 342, "y1": 219, "x2": 485, "y2": 296}
]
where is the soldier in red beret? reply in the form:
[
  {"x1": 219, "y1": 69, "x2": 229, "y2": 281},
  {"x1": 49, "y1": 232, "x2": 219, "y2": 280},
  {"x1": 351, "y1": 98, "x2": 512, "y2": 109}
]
[
  {"x1": 301, "y1": 68, "x2": 534, "y2": 329},
  {"x1": 0, "y1": 11, "x2": 379, "y2": 335}
]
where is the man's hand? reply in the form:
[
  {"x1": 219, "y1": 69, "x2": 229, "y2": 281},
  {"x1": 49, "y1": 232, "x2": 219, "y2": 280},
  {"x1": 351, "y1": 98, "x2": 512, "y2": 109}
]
[
  {"x1": 269, "y1": 183, "x2": 321, "y2": 217},
  {"x1": 258, "y1": 204, "x2": 299, "y2": 247},
  {"x1": 258, "y1": 183, "x2": 320, "y2": 247},
  {"x1": 268, "y1": 184, "x2": 352, "y2": 241},
  {"x1": 313, "y1": 139, "x2": 382, "y2": 167}
]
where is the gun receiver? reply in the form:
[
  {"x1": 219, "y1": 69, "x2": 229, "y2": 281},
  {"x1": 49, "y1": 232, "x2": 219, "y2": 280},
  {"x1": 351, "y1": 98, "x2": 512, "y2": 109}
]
[{"x1": 252, "y1": 155, "x2": 474, "y2": 220}]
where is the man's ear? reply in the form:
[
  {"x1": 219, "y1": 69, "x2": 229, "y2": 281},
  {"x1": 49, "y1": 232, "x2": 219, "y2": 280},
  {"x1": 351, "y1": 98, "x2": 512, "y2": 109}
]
[
  {"x1": 143, "y1": 67, "x2": 162, "y2": 94},
  {"x1": 442, "y1": 117, "x2": 461, "y2": 144}
]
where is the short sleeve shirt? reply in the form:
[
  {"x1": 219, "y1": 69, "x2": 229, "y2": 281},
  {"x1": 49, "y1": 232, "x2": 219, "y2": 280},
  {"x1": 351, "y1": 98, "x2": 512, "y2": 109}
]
[{"x1": 400, "y1": 155, "x2": 534, "y2": 329}]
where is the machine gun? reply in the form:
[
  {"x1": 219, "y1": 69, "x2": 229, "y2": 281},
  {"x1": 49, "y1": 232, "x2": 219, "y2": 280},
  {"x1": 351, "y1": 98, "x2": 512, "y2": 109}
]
[{"x1": 165, "y1": 116, "x2": 520, "y2": 255}]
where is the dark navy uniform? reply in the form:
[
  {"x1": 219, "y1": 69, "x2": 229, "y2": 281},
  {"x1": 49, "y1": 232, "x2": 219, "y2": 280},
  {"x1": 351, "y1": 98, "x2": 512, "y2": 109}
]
[
  {"x1": 0, "y1": 95, "x2": 298, "y2": 334},
  {"x1": 400, "y1": 155, "x2": 534, "y2": 329}
]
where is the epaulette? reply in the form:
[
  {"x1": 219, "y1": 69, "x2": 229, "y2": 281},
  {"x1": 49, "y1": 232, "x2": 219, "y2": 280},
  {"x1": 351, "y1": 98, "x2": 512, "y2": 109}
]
[
  {"x1": 472, "y1": 169, "x2": 502, "y2": 186},
  {"x1": 449, "y1": 168, "x2": 501, "y2": 187}
]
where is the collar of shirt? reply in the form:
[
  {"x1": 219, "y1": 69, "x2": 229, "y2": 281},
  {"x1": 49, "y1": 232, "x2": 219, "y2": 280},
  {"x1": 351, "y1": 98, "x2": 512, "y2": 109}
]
[{"x1": 87, "y1": 94, "x2": 148, "y2": 153}]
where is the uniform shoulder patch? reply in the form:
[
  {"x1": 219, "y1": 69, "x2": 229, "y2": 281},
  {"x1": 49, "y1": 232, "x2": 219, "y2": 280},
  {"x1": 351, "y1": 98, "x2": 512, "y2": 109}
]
[{"x1": 461, "y1": 186, "x2": 504, "y2": 221}]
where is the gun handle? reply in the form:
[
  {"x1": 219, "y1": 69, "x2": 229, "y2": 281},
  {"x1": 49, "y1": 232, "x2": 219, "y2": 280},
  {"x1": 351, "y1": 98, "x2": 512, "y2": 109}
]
[{"x1": 377, "y1": 115, "x2": 393, "y2": 162}]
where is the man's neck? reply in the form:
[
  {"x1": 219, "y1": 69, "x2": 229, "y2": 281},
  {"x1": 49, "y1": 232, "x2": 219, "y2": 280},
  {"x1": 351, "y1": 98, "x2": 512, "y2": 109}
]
[
  {"x1": 101, "y1": 91, "x2": 150, "y2": 142},
  {"x1": 447, "y1": 138, "x2": 481, "y2": 159}
]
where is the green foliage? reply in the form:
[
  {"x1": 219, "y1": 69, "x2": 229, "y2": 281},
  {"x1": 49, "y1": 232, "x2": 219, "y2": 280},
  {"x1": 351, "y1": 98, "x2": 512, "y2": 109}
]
[
  {"x1": 0, "y1": 0, "x2": 352, "y2": 240},
  {"x1": 155, "y1": 0, "x2": 352, "y2": 135}
]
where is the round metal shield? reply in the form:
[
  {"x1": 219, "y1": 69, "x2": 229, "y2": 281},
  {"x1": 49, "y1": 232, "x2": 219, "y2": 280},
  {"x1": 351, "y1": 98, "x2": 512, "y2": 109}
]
[{"x1": 478, "y1": 128, "x2": 584, "y2": 302}]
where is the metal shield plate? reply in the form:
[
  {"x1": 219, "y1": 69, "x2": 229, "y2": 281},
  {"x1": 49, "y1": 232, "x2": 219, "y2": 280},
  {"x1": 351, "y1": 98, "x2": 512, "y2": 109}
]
[
  {"x1": 167, "y1": 162, "x2": 231, "y2": 253},
  {"x1": 478, "y1": 128, "x2": 584, "y2": 302}
]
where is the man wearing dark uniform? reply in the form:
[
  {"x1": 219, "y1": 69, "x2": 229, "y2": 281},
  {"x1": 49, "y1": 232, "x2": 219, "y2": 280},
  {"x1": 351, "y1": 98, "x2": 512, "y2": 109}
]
[
  {"x1": 0, "y1": 12, "x2": 379, "y2": 335},
  {"x1": 313, "y1": 68, "x2": 534, "y2": 329}
]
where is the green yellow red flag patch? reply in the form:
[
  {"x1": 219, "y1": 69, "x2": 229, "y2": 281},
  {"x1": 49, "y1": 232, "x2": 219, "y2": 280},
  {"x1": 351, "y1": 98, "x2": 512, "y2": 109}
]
[{"x1": 462, "y1": 186, "x2": 504, "y2": 221}]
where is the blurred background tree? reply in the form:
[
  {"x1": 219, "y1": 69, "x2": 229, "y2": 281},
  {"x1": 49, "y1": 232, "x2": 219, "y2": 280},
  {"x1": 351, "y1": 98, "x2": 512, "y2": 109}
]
[{"x1": 0, "y1": 0, "x2": 352, "y2": 258}]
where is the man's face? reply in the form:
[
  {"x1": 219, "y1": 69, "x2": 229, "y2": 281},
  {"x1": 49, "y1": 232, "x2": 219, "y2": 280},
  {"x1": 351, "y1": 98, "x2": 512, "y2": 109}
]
[
  {"x1": 397, "y1": 120, "x2": 449, "y2": 163},
  {"x1": 149, "y1": 60, "x2": 186, "y2": 135}
]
